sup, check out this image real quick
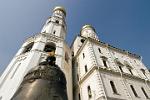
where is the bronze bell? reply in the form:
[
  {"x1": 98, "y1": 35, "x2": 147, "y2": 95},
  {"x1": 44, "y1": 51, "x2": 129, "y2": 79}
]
[{"x1": 11, "y1": 55, "x2": 68, "y2": 100}]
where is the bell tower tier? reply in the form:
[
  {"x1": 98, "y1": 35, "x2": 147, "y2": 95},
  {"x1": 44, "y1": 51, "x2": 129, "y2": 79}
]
[
  {"x1": 80, "y1": 24, "x2": 99, "y2": 41},
  {"x1": 0, "y1": 6, "x2": 72, "y2": 100},
  {"x1": 41, "y1": 6, "x2": 67, "y2": 40}
]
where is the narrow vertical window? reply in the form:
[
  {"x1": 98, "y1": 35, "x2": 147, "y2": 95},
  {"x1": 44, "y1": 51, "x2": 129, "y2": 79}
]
[
  {"x1": 119, "y1": 65, "x2": 123, "y2": 73},
  {"x1": 128, "y1": 68, "x2": 133, "y2": 75},
  {"x1": 83, "y1": 53, "x2": 85, "y2": 58},
  {"x1": 98, "y1": 48, "x2": 101, "y2": 53},
  {"x1": 88, "y1": 86, "x2": 92, "y2": 98},
  {"x1": 78, "y1": 93, "x2": 81, "y2": 100},
  {"x1": 141, "y1": 87, "x2": 149, "y2": 98},
  {"x1": 77, "y1": 74, "x2": 79, "y2": 81},
  {"x1": 53, "y1": 30, "x2": 56, "y2": 34},
  {"x1": 130, "y1": 85, "x2": 138, "y2": 97},
  {"x1": 110, "y1": 81, "x2": 118, "y2": 94},
  {"x1": 85, "y1": 65, "x2": 88, "y2": 73},
  {"x1": 103, "y1": 59, "x2": 107, "y2": 68},
  {"x1": 141, "y1": 69, "x2": 146, "y2": 76}
]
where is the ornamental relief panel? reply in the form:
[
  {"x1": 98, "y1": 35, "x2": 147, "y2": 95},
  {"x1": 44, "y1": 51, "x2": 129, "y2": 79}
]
[
  {"x1": 16, "y1": 54, "x2": 27, "y2": 61},
  {"x1": 25, "y1": 37, "x2": 35, "y2": 44}
]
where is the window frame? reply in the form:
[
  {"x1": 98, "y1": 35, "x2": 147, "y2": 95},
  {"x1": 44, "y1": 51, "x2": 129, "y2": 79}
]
[
  {"x1": 110, "y1": 81, "x2": 119, "y2": 95},
  {"x1": 87, "y1": 86, "x2": 92, "y2": 99},
  {"x1": 22, "y1": 42, "x2": 34, "y2": 54},
  {"x1": 130, "y1": 85, "x2": 139, "y2": 97},
  {"x1": 141, "y1": 87, "x2": 149, "y2": 99},
  {"x1": 98, "y1": 48, "x2": 101, "y2": 53},
  {"x1": 85, "y1": 65, "x2": 88, "y2": 73}
]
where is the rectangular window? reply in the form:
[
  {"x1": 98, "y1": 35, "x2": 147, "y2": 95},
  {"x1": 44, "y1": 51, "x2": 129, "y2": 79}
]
[
  {"x1": 77, "y1": 74, "x2": 79, "y2": 81},
  {"x1": 128, "y1": 68, "x2": 133, "y2": 75},
  {"x1": 141, "y1": 69, "x2": 146, "y2": 76},
  {"x1": 110, "y1": 81, "x2": 118, "y2": 94},
  {"x1": 88, "y1": 86, "x2": 92, "y2": 98},
  {"x1": 130, "y1": 85, "x2": 138, "y2": 97},
  {"x1": 119, "y1": 65, "x2": 123, "y2": 73},
  {"x1": 83, "y1": 53, "x2": 85, "y2": 58},
  {"x1": 78, "y1": 93, "x2": 81, "y2": 100},
  {"x1": 103, "y1": 60, "x2": 108, "y2": 68},
  {"x1": 85, "y1": 65, "x2": 88, "y2": 73},
  {"x1": 141, "y1": 87, "x2": 149, "y2": 98},
  {"x1": 98, "y1": 48, "x2": 101, "y2": 53}
]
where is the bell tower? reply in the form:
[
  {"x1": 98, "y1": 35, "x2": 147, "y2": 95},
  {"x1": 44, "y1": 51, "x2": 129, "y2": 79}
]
[
  {"x1": 80, "y1": 24, "x2": 99, "y2": 41},
  {"x1": 41, "y1": 6, "x2": 67, "y2": 39},
  {"x1": 0, "y1": 6, "x2": 72, "y2": 100}
]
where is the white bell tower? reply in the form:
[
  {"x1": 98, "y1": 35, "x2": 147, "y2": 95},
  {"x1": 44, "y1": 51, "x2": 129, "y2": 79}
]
[
  {"x1": 80, "y1": 24, "x2": 99, "y2": 41},
  {"x1": 0, "y1": 6, "x2": 72, "y2": 100}
]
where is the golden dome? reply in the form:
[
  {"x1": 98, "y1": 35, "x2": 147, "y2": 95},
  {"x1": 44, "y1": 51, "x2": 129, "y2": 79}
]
[
  {"x1": 53, "y1": 6, "x2": 66, "y2": 16},
  {"x1": 81, "y1": 24, "x2": 95, "y2": 32}
]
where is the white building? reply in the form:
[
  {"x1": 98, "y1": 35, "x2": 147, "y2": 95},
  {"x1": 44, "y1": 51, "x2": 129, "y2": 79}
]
[
  {"x1": 0, "y1": 6, "x2": 150, "y2": 100},
  {"x1": 72, "y1": 25, "x2": 150, "y2": 100},
  {"x1": 0, "y1": 6, "x2": 72, "y2": 100}
]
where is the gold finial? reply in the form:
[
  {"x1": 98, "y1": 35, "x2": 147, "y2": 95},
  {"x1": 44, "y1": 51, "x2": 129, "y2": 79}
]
[{"x1": 53, "y1": 6, "x2": 66, "y2": 16}]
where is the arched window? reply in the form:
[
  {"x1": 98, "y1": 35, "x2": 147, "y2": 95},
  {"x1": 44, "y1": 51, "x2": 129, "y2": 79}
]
[
  {"x1": 44, "y1": 42, "x2": 56, "y2": 52},
  {"x1": 110, "y1": 81, "x2": 118, "y2": 94},
  {"x1": 22, "y1": 42, "x2": 34, "y2": 53},
  {"x1": 130, "y1": 85, "x2": 138, "y2": 97},
  {"x1": 56, "y1": 20, "x2": 59, "y2": 24},
  {"x1": 87, "y1": 86, "x2": 92, "y2": 98},
  {"x1": 141, "y1": 87, "x2": 149, "y2": 98},
  {"x1": 80, "y1": 39, "x2": 85, "y2": 43},
  {"x1": 44, "y1": 42, "x2": 56, "y2": 57}
]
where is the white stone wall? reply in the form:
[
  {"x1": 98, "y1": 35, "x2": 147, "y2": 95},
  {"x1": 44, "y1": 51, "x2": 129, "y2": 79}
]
[
  {"x1": 101, "y1": 72, "x2": 130, "y2": 100},
  {"x1": 72, "y1": 36, "x2": 150, "y2": 100},
  {"x1": 92, "y1": 42, "x2": 150, "y2": 80},
  {"x1": 77, "y1": 42, "x2": 97, "y2": 78},
  {"x1": 80, "y1": 70, "x2": 103, "y2": 100}
]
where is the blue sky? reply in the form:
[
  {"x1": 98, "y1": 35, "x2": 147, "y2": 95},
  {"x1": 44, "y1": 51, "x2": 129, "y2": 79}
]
[{"x1": 0, "y1": 0, "x2": 150, "y2": 74}]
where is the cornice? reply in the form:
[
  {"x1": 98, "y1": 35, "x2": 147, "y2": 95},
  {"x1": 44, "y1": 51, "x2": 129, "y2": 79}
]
[
  {"x1": 88, "y1": 38, "x2": 141, "y2": 60},
  {"x1": 78, "y1": 65, "x2": 150, "y2": 85}
]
